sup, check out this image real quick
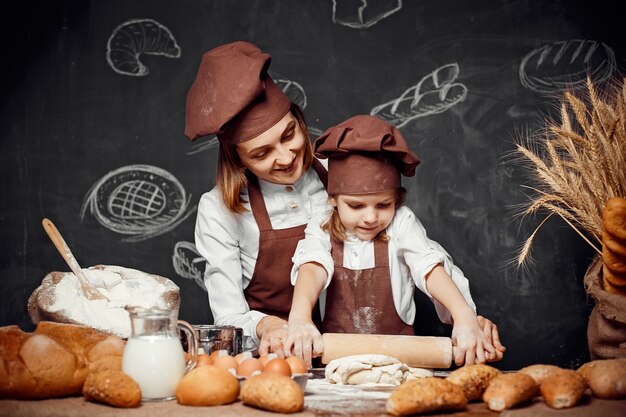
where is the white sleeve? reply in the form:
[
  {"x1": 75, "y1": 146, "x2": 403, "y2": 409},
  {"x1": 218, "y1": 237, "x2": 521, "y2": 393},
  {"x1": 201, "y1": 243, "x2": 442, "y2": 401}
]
[
  {"x1": 194, "y1": 190, "x2": 266, "y2": 346},
  {"x1": 290, "y1": 209, "x2": 334, "y2": 289},
  {"x1": 394, "y1": 206, "x2": 477, "y2": 324}
]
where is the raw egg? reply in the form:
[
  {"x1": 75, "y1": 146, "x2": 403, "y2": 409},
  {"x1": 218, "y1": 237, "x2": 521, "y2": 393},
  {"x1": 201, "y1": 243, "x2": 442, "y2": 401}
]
[
  {"x1": 237, "y1": 357, "x2": 263, "y2": 377},
  {"x1": 234, "y1": 351, "x2": 253, "y2": 364},
  {"x1": 285, "y1": 356, "x2": 308, "y2": 374},
  {"x1": 258, "y1": 353, "x2": 278, "y2": 367},
  {"x1": 213, "y1": 354, "x2": 238, "y2": 371},
  {"x1": 196, "y1": 353, "x2": 214, "y2": 367},
  {"x1": 263, "y1": 357, "x2": 292, "y2": 377}
]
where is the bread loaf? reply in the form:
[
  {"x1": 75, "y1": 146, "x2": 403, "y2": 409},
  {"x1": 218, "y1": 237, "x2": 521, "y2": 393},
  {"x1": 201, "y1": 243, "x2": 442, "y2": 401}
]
[
  {"x1": 519, "y1": 364, "x2": 563, "y2": 385},
  {"x1": 446, "y1": 364, "x2": 501, "y2": 401},
  {"x1": 601, "y1": 197, "x2": 626, "y2": 295},
  {"x1": 584, "y1": 358, "x2": 626, "y2": 399},
  {"x1": 386, "y1": 377, "x2": 467, "y2": 416},
  {"x1": 83, "y1": 369, "x2": 141, "y2": 408},
  {"x1": 482, "y1": 372, "x2": 538, "y2": 411},
  {"x1": 240, "y1": 373, "x2": 304, "y2": 413},
  {"x1": 540, "y1": 369, "x2": 586, "y2": 409},
  {"x1": 175, "y1": 365, "x2": 239, "y2": 406},
  {"x1": 0, "y1": 321, "x2": 124, "y2": 400}
]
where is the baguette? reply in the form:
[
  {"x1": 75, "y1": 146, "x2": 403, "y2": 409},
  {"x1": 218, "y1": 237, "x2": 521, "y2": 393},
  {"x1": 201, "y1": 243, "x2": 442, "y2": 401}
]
[
  {"x1": 602, "y1": 197, "x2": 626, "y2": 294},
  {"x1": 386, "y1": 377, "x2": 467, "y2": 416},
  {"x1": 482, "y1": 372, "x2": 538, "y2": 411},
  {"x1": 446, "y1": 364, "x2": 501, "y2": 401},
  {"x1": 540, "y1": 369, "x2": 587, "y2": 409}
]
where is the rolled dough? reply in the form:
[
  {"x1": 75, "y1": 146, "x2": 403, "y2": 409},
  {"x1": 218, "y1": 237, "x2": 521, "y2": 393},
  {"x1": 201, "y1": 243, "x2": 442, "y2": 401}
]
[{"x1": 325, "y1": 354, "x2": 433, "y2": 385}]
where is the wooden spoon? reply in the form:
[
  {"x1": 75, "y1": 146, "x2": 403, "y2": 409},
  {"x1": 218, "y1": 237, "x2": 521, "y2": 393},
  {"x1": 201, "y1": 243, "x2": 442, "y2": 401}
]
[{"x1": 42, "y1": 218, "x2": 110, "y2": 301}]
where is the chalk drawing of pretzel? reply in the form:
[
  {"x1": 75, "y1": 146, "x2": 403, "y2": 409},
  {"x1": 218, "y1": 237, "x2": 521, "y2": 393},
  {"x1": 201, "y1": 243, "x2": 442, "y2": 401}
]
[
  {"x1": 106, "y1": 18, "x2": 181, "y2": 76},
  {"x1": 332, "y1": 0, "x2": 402, "y2": 29},
  {"x1": 172, "y1": 241, "x2": 206, "y2": 291},
  {"x1": 371, "y1": 63, "x2": 468, "y2": 128}
]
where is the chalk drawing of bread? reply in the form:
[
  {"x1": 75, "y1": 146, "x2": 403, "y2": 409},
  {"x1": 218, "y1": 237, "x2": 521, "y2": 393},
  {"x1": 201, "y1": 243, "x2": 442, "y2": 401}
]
[
  {"x1": 519, "y1": 40, "x2": 615, "y2": 94},
  {"x1": 332, "y1": 0, "x2": 402, "y2": 29},
  {"x1": 172, "y1": 241, "x2": 206, "y2": 291},
  {"x1": 106, "y1": 18, "x2": 181, "y2": 76},
  {"x1": 371, "y1": 63, "x2": 468, "y2": 128},
  {"x1": 80, "y1": 164, "x2": 196, "y2": 242}
]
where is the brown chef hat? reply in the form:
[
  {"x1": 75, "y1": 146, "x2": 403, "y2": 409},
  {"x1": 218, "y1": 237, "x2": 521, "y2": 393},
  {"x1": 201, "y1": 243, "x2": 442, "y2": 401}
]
[
  {"x1": 184, "y1": 41, "x2": 291, "y2": 144},
  {"x1": 314, "y1": 115, "x2": 420, "y2": 195}
]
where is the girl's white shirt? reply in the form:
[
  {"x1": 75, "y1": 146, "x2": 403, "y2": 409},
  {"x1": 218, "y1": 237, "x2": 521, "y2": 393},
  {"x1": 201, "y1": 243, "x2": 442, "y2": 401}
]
[
  {"x1": 290, "y1": 205, "x2": 477, "y2": 325},
  {"x1": 195, "y1": 160, "x2": 329, "y2": 347}
]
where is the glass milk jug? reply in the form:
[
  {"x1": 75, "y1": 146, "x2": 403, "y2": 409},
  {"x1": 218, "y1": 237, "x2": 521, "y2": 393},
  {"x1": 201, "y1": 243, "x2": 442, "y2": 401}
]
[{"x1": 122, "y1": 306, "x2": 198, "y2": 401}]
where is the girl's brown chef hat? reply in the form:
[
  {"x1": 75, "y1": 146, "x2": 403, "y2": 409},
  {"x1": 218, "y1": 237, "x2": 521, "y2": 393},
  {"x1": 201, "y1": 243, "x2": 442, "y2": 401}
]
[
  {"x1": 184, "y1": 41, "x2": 291, "y2": 144},
  {"x1": 314, "y1": 115, "x2": 420, "y2": 195}
]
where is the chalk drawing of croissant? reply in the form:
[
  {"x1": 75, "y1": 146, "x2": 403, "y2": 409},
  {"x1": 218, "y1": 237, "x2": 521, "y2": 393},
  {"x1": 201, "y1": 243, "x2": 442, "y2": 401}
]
[
  {"x1": 332, "y1": 0, "x2": 402, "y2": 29},
  {"x1": 172, "y1": 241, "x2": 207, "y2": 291},
  {"x1": 106, "y1": 18, "x2": 181, "y2": 76},
  {"x1": 80, "y1": 164, "x2": 196, "y2": 242},
  {"x1": 371, "y1": 63, "x2": 468, "y2": 128}
]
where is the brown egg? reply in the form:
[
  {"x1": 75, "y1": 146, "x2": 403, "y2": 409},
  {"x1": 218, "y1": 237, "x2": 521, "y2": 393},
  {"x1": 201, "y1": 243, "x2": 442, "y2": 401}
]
[
  {"x1": 285, "y1": 356, "x2": 308, "y2": 374},
  {"x1": 236, "y1": 357, "x2": 263, "y2": 377},
  {"x1": 258, "y1": 353, "x2": 278, "y2": 367},
  {"x1": 234, "y1": 351, "x2": 253, "y2": 364},
  {"x1": 196, "y1": 353, "x2": 214, "y2": 367},
  {"x1": 213, "y1": 354, "x2": 238, "y2": 371},
  {"x1": 209, "y1": 349, "x2": 229, "y2": 361},
  {"x1": 263, "y1": 357, "x2": 292, "y2": 377}
]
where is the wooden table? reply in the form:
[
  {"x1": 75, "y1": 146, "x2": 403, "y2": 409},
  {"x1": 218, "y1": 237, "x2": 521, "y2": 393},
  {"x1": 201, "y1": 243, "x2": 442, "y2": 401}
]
[{"x1": 1, "y1": 378, "x2": 624, "y2": 417}]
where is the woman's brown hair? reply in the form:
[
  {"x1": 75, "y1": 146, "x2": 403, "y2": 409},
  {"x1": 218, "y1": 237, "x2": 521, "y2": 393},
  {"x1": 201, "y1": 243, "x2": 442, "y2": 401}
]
[
  {"x1": 216, "y1": 104, "x2": 314, "y2": 213},
  {"x1": 322, "y1": 188, "x2": 407, "y2": 242}
]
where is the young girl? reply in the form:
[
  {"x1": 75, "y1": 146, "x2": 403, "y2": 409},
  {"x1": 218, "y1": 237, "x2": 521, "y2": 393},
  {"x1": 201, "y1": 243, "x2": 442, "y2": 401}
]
[
  {"x1": 185, "y1": 41, "x2": 329, "y2": 356},
  {"x1": 284, "y1": 115, "x2": 505, "y2": 366}
]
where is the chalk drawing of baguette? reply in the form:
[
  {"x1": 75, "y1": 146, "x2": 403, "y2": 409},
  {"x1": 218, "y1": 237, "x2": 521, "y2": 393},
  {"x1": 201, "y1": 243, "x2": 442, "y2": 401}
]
[
  {"x1": 519, "y1": 39, "x2": 615, "y2": 94},
  {"x1": 106, "y1": 18, "x2": 181, "y2": 76},
  {"x1": 371, "y1": 63, "x2": 468, "y2": 128}
]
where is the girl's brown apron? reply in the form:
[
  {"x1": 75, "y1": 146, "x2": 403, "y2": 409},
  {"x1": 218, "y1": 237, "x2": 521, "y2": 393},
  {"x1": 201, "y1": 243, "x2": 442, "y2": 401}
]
[
  {"x1": 244, "y1": 159, "x2": 327, "y2": 321},
  {"x1": 322, "y1": 236, "x2": 414, "y2": 335}
]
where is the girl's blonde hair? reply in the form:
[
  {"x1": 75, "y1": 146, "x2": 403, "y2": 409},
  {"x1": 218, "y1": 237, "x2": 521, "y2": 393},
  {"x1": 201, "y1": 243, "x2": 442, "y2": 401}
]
[
  {"x1": 216, "y1": 105, "x2": 314, "y2": 213},
  {"x1": 322, "y1": 188, "x2": 407, "y2": 242}
]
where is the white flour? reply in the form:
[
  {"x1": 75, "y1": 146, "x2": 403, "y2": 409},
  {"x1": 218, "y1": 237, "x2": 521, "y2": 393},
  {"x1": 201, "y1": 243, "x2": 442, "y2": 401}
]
[
  {"x1": 48, "y1": 265, "x2": 174, "y2": 338},
  {"x1": 304, "y1": 378, "x2": 393, "y2": 415}
]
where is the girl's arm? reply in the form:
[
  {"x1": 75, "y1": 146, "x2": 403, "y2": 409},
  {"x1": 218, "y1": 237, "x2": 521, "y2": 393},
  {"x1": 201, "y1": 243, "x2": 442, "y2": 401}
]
[{"x1": 284, "y1": 262, "x2": 327, "y2": 366}]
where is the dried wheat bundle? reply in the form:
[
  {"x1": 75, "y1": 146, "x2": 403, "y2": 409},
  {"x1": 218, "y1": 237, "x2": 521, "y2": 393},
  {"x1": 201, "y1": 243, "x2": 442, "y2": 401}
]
[{"x1": 516, "y1": 76, "x2": 626, "y2": 265}]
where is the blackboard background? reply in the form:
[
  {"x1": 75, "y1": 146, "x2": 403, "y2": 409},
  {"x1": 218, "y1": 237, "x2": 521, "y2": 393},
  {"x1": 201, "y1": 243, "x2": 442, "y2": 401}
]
[{"x1": 2, "y1": 0, "x2": 624, "y2": 370}]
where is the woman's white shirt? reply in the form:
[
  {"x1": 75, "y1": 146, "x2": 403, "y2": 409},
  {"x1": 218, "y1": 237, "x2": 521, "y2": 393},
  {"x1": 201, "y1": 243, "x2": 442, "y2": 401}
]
[
  {"x1": 195, "y1": 163, "x2": 329, "y2": 347},
  {"x1": 290, "y1": 205, "x2": 477, "y2": 325}
]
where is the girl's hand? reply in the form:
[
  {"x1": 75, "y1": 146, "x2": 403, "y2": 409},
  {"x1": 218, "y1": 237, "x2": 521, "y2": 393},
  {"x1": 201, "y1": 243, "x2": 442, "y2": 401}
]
[
  {"x1": 284, "y1": 318, "x2": 324, "y2": 367},
  {"x1": 451, "y1": 315, "x2": 496, "y2": 366},
  {"x1": 477, "y1": 315, "x2": 506, "y2": 361},
  {"x1": 257, "y1": 315, "x2": 288, "y2": 357}
]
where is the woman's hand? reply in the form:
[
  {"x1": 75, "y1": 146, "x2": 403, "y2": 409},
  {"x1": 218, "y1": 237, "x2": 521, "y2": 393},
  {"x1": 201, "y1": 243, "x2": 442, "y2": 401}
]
[
  {"x1": 257, "y1": 315, "x2": 288, "y2": 357},
  {"x1": 477, "y1": 315, "x2": 506, "y2": 361},
  {"x1": 451, "y1": 315, "x2": 497, "y2": 366},
  {"x1": 284, "y1": 318, "x2": 324, "y2": 367}
]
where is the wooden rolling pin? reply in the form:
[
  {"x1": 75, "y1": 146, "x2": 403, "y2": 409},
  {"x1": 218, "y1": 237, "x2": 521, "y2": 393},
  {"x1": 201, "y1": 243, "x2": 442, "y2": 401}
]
[{"x1": 321, "y1": 333, "x2": 454, "y2": 368}]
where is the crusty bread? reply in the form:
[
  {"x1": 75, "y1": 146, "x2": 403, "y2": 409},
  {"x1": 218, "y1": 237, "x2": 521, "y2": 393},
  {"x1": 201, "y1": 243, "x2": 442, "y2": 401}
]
[
  {"x1": 540, "y1": 369, "x2": 586, "y2": 409},
  {"x1": 585, "y1": 358, "x2": 626, "y2": 399},
  {"x1": 240, "y1": 373, "x2": 304, "y2": 413},
  {"x1": 83, "y1": 369, "x2": 141, "y2": 408},
  {"x1": 386, "y1": 377, "x2": 467, "y2": 416},
  {"x1": 482, "y1": 372, "x2": 538, "y2": 411},
  {"x1": 176, "y1": 365, "x2": 239, "y2": 406},
  {"x1": 519, "y1": 364, "x2": 563, "y2": 385},
  {"x1": 0, "y1": 321, "x2": 124, "y2": 400},
  {"x1": 602, "y1": 197, "x2": 626, "y2": 294},
  {"x1": 446, "y1": 364, "x2": 501, "y2": 401}
]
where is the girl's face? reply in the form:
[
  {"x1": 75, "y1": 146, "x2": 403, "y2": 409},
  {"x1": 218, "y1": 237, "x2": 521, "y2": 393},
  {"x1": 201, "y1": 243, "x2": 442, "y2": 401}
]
[
  {"x1": 331, "y1": 189, "x2": 397, "y2": 241},
  {"x1": 236, "y1": 112, "x2": 306, "y2": 185}
]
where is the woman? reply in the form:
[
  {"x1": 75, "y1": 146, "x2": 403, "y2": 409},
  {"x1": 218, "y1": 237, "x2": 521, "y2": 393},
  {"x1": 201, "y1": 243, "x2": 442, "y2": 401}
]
[{"x1": 185, "y1": 41, "x2": 328, "y2": 356}]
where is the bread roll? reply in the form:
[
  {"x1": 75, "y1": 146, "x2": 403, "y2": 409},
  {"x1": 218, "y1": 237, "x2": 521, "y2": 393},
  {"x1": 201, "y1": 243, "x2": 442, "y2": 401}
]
[
  {"x1": 540, "y1": 369, "x2": 586, "y2": 408},
  {"x1": 519, "y1": 364, "x2": 563, "y2": 384},
  {"x1": 386, "y1": 377, "x2": 467, "y2": 416},
  {"x1": 240, "y1": 373, "x2": 304, "y2": 413},
  {"x1": 83, "y1": 370, "x2": 141, "y2": 408},
  {"x1": 585, "y1": 358, "x2": 626, "y2": 399},
  {"x1": 176, "y1": 365, "x2": 239, "y2": 406},
  {"x1": 482, "y1": 372, "x2": 538, "y2": 411},
  {"x1": 602, "y1": 197, "x2": 626, "y2": 294},
  {"x1": 446, "y1": 364, "x2": 501, "y2": 401}
]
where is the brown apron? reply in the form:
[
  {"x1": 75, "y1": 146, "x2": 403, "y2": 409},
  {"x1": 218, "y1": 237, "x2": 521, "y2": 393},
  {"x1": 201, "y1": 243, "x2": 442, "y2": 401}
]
[
  {"x1": 244, "y1": 159, "x2": 327, "y2": 320},
  {"x1": 322, "y1": 236, "x2": 414, "y2": 335}
]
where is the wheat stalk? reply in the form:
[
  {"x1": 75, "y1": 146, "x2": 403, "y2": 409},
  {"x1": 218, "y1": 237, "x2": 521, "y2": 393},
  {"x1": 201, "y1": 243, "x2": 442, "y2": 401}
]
[{"x1": 516, "y1": 76, "x2": 626, "y2": 266}]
